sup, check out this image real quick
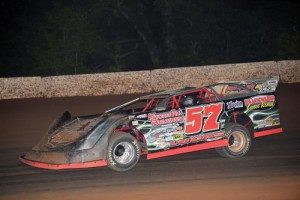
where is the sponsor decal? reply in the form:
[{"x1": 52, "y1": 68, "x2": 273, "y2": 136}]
[
  {"x1": 148, "y1": 109, "x2": 183, "y2": 127},
  {"x1": 264, "y1": 118, "x2": 273, "y2": 127},
  {"x1": 244, "y1": 95, "x2": 275, "y2": 110},
  {"x1": 169, "y1": 132, "x2": 225, "y2": 147},
  {"x1": 265, "y1": 118, "x2": 280, "y2": 126},
  {"x1": 163, "y1": 133, "x2": 184, "y2": 142},
  {"x1": 254, "y1": 84, "x2": 263, "y2": 91},
  {"x1": 165, "y1": 136, "x2": 173, "y2": 142},
  {"x1": 156, "y1": 142, "x2": 169, "y2": 149},
  {"x1": 272, "y1": 121, "x2": 280, "y2": 126},
  {"x1": 173, "y1": 134, "x2": 184, "y2": 140},
  {"x1": 255, "y1": 84, "x2": 275, "y2": 93},
  {"x1": 226, "y1": 100, "x2": 243, "y2": 109},
  {"x1": 268, "y1": 80, "x2": 278, "y2": 85},
  {"x1": 156, "y1": 130, "x2": 184, "y2": 141},
  {"x1": 136, "y1": 114, "x2": 147, "y2": 119}
]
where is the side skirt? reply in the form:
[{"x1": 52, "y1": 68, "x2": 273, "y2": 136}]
[
  {"x1": 254, "y1": 128, "x2": 283, "y2": 138},
  {"x1": 147, "y1": 139, "x2": 228, "y2": 160}
]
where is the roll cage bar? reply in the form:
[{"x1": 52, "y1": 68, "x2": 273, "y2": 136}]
[{"x1": 106, "y1": 83, "x2": 254, "y2": 114}]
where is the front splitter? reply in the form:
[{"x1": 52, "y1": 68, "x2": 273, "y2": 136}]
[{"x1": 19, "y1": 155, "x2": 107, "y2": 170}]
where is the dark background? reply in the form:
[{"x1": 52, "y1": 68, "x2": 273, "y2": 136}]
[{"x1": 1, "y1": 0, "x2": 299, "y2": 77}]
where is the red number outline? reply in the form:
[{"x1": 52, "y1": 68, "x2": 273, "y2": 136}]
[
  {"x1": 184, "y1": 102, "x2": 224, "y2": 135},
  {"x1": 185, "y1": 106, "x2": 203, "y2": 135}
]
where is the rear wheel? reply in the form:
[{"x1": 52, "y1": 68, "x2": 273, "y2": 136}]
[
  {"x1": 216, "y1": 124, "x2": 251, "y2": 158},
  {"x1": 107, "y1": 132, "x2": 140, "y2": 172}
]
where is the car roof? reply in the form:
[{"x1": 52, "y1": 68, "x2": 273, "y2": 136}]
[
  {"x1": 105, "y1": 82, "x2": 256, "y2": 114},
  {"x1": 139, "y1": 82, "x2": 256, "y2": 100},
  {"x1": 139, "y1": 87, "x2": 197, "y2": 99}
]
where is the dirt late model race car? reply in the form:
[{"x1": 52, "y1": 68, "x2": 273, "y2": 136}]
[{"x1": 20, "y1": 77, "x2": 283, "y2": 172}]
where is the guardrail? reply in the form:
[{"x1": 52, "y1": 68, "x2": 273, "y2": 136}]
[{"x1": 0, "y1": 60, "x2": 299, "y2": 99}]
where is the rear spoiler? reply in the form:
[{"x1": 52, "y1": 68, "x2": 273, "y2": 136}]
[{"x1": 221, "y1": 76, "x2": 279, "y2": 94}]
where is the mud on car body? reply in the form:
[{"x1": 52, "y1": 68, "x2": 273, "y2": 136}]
[{"x1": 20, "y1": 77, "x2": 283, "y2": 171}]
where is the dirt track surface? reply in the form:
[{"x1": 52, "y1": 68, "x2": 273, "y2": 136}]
[{"x1": 0, "y1": 83, "x2": 299, "y2": 200}]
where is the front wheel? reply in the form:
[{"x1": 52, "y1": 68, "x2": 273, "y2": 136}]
[
  {"x1": 107, "y1": 132, "x2": 140, "y2": 172},
  {"x1": 216, "y1": 124, "x2": 251, "y2": 158}
]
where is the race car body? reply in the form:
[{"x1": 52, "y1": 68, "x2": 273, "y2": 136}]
[{"x1": 20, "y1": 77, "x2": 283, "y2": 171}]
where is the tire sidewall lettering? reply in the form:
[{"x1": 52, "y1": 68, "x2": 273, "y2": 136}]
[{"x1": 107, "y1": 147, "x2": 116, "y2": 166}]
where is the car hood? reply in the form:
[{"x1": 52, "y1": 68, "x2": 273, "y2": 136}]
[
  {"x1": 32, "y1": 113, "x2": 104, "y2": 151},
  {"x1": 22, "y1": 112, "x2": 130, "y2": 165}
]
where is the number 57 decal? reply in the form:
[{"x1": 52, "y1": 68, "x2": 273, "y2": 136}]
[{"x1": 184, "y1": 102, "x2": 224, "y2": 135}]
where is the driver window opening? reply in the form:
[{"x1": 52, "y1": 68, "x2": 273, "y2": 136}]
[{"x1": 166, "y1": 88, "x2": 218, "y2": 109}]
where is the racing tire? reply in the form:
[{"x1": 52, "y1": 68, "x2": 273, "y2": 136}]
[
  {"x1": 107, "y1": 132, "x2": 141, "y2": 172},
  {"x1": 216, "y1": 123, "x2": 251, "y2": 158}
]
